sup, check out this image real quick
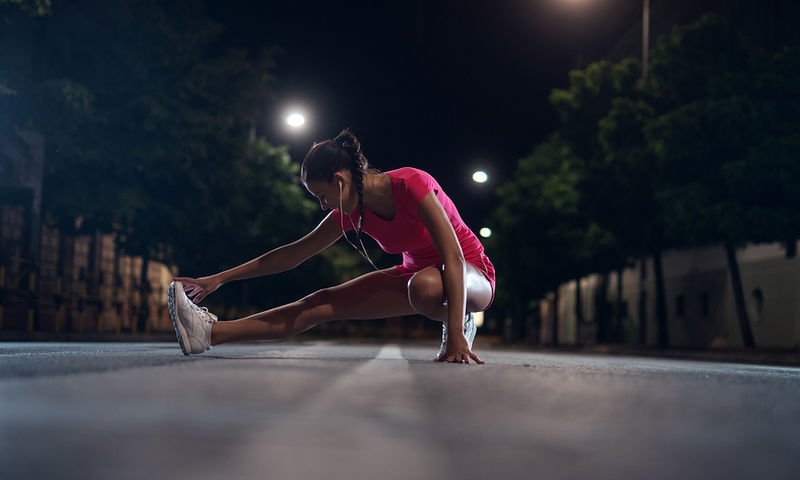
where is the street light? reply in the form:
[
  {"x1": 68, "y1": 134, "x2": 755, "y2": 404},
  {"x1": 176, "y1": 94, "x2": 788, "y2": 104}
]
[
  {"x1": 286, "y1": 113, "x2": 306, "y2": 128},
  {"x1": 472, "y1": 170, "x2": 488, "y2": 183}
]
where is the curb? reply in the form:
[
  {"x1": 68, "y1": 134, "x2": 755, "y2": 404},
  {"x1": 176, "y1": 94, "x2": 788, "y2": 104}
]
[
  {"x1": 0, "y1": 331, "x2": 176, "y2": 343},
  {"x1": 485, "y1": 341, "x2": 800, "y2": 368}
]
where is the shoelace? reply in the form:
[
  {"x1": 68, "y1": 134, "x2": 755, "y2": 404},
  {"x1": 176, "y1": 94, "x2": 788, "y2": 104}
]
[{"x1": 185, "y1": 292, "x2": 216, "y2": 322}]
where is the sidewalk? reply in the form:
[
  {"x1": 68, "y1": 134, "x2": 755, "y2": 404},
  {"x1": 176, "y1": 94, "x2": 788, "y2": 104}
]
[{"x1": 479, "y1": 337, "x2": 800, "y2": 368}]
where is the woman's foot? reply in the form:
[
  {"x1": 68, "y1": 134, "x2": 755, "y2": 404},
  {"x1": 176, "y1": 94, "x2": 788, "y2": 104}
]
[
  {"x1": 435, "y1": 313, "x2": 476, "y2": 360},
  {"x1": 168, "y1": 281, "x2": 218, "y2": 355}
]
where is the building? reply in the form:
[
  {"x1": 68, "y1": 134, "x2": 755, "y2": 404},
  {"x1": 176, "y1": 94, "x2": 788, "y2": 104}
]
[{"x1": 543, "y1": 242, "x2": 800, "y2": 348}]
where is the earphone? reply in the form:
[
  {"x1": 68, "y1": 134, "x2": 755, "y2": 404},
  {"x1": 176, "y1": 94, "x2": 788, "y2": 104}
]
[{"x1": 337, "y1": 177, "x2": 404, "y2": 277}]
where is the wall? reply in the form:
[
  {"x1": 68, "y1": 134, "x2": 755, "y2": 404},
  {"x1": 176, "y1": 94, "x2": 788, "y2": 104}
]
[{"x1": 543, "y1": 242, "x2": 800, "y2": 348}]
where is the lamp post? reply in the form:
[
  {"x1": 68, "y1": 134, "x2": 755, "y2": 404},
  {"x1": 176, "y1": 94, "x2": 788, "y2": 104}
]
[
  {"x1": 565, "y1": 0, "x2": 651, "y2": 78},
  {"x1": 642, "y1": 0, "x2": 650, "y2": 79}
]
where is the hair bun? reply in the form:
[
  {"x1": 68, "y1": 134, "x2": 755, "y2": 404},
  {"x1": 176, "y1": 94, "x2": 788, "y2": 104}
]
[
  {"x1": 334, "y1": 129, "x2": 361, "y2": 154},
  {"x1": 333, "y1": 129, "x2": 367, "y2": 170},
  {"x1": 301, "y1": 127, "x2": 373, "y2": 186}
]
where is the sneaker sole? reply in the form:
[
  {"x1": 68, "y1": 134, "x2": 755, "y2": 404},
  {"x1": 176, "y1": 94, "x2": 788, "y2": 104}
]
[{"x1": 168, "y1": 282, "x2": 190, "y2": 356}]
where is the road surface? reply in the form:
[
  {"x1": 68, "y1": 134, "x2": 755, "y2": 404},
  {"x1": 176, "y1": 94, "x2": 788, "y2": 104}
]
[{"x1": 1, "y1": 341, "x2": 799, "y2": 479}]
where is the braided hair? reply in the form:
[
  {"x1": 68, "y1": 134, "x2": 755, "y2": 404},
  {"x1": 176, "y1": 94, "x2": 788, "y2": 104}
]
[{"x1": 301, "y1": 129, "x2": 377, "y2": 250}]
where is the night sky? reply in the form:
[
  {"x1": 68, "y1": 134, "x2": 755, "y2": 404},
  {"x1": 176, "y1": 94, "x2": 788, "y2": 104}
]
[{"x1": 206, "y1": 0, "x2": 645, "y2": 228}]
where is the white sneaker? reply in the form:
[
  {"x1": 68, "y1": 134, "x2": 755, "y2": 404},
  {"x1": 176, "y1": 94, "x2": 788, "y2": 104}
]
[
  {"x1": 436, "y1": 312, "x2": 476, "y2": 360},
  {"x1": 168, "y1": 281, "x2": 217, "y2": 355}
]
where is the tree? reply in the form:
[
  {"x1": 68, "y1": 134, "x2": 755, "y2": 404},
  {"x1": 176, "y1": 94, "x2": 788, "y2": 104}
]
[
  {"x1": 550, "y1": 59, "x2": 641, "y2": 163},
  {"x1": 644, "y1": 15, "x2": 800, "y2": 347},
  {"x1": 192, "y1": 138, "x2": 330, "y2": 316},
  {"x1": 0, "y1": 0, "x2": 50, "y2": 17},
  {"x1": 1, "y1": 0, "x2": 348, "y2": 318},
  {"x1": 550, "y1": 58, "x2": 664, "y2": 344},
  {"x1": 491, "y1": 136, "x2": 614, "y2": 343},
  {"x1": 598, "y1": 96, "x2": 666, "y2": 343},
  {"x1": 493, "y1": 14, "x2": 800, "y2": 349}
]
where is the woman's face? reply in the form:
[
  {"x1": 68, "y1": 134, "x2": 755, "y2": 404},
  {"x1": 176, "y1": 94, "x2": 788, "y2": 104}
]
[{"x1": 305, "y1": 171, "x2": 355, "y2": 214}]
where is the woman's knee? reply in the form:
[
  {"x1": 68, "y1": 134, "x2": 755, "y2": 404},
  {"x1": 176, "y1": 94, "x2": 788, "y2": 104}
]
[
  {"x1": 284, "y1": 288, "x2": 335, "y2": 333},
  {"x1": 407, "y1": 267, "x2": 445, "y2": 313},
  {"x1": 301, "y1": 287, "x2": 332, "y2": 307}
]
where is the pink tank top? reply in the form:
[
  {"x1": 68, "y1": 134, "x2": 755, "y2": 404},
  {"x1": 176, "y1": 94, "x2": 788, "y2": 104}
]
[{"x1": 331, "y1": 167, "x2": 496, "y2": 286}]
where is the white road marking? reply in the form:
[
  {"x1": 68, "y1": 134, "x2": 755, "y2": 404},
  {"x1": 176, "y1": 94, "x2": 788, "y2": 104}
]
[
  {"x1": 233, "y1": 343, "x2": 445, "y2": 480},
  {"x1": 373, "y1": 343, "x2": 404, "y2": 360}
]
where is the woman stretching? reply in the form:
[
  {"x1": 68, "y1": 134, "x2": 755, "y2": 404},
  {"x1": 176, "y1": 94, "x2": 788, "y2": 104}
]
[{"x1": 168, "y1": 129, "x2": 495, "y2": 364}]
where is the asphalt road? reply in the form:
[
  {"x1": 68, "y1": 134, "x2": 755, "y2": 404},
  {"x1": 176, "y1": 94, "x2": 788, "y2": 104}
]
[{"x1": 1, "y1": 341, "x2": 799, "y2": 480}]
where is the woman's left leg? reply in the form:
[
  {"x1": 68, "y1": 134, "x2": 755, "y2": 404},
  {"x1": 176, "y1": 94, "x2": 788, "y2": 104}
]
[
  {"x1": 406, "y1": 262, "x2": 493, "y2": 321},
  {"x1": 210, "y1": 267, "x2": 415, "y2": 345}
]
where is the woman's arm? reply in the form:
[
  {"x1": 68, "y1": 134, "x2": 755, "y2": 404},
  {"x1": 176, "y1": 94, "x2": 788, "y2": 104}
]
[
  {"x1": 416, "y1": 192, "x2": 483, "y2": 364},
  {"x1": 217, "y1": 212, "x2": 343, "y2": 283},
  {"x1": 175, "y1": 212, "x2": 342, "y2": 303}
]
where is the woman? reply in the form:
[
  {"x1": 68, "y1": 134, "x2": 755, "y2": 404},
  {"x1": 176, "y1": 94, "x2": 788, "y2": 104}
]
[{"x1": 169, "y1": 129, "x2": 495, "y2": 364}]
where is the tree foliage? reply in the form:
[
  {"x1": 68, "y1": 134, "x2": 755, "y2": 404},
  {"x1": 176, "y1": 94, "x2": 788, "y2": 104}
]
[
  {"x1": 0, "y1": 0, "x2": 50, "y2": 19},
  {"x1": 645, "y1": 15, "x2": 800, "y2": 249},
  {"x1": 492, "y1": 136, "x2": 614, "y2": 309},
  {"x1": 1, "y1": 0, "x2": 339, "y2": 312},
  {"x1": 492, "y1": 14, "x2": 800, "y2": 346}
]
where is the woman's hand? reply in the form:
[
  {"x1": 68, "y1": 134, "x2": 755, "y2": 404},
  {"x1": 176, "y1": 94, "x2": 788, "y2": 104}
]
[
  {"x1": 433, "y1": 338, "x2": 485, "y2": 364},
  {"x1": 173, "y1": 275, "x2": 223, "y2": 304}
]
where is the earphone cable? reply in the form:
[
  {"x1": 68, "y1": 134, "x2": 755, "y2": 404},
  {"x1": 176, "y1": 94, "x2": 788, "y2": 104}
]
[{"x1": 339, "y1": 181, "x2": 405, "y2": 278}]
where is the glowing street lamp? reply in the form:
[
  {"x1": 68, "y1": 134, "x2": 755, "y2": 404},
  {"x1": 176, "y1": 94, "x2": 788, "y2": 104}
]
[
  {"x1": 286, "y1": 113, "x2": 306, "y2": 128},
  {"x1": 472, "y1": 170, "x2": 488, "y2": 184}
]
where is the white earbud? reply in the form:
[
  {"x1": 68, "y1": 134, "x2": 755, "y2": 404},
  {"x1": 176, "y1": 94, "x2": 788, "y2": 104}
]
[{"x1": 335, "y1": 175, "x2": 403, "y2": 278}]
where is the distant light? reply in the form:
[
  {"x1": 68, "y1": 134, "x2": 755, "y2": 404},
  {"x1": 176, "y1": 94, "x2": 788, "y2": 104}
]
[
  {"x1": 479, "y1": 227, "x2": 492, "y2": 238},
  {"x1": 286, "y1": 113, "x2": 305, "y2": 128},
  {"x1": 472, "y1": 171, "x2": 488, "y2": 183},
  {"x1": 473, "y1": 311, "x2": 484, "y2": 328}
]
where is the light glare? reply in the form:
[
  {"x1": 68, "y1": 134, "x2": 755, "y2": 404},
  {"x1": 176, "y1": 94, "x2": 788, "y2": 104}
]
[
  {"x1": 286, "y1": 113, "x2": 305, "y2": 128},
  {"x1": 479, "y1": 227, "x2": 492, "y2": 238},
  {"x1": 473, "y1": 311, "x2": 484, "y2": 328},
  {"x1": 472, "y1": 171, "x2": 488, "y2": 183}
]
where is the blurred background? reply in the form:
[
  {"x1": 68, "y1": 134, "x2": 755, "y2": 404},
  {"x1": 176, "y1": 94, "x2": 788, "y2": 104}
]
[{"x1": 1, "y1": 0, "x2": 798, "y2": 349}]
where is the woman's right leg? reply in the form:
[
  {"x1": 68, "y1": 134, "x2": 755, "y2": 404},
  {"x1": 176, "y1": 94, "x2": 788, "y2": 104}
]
[{"x1": 210, "y1": 268, "x2": 414, "y2": 345}]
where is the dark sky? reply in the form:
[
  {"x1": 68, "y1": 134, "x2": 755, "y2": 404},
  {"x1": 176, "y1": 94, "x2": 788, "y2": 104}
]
[{"x1": 205, "y1": 0, "x2": 645, "y2": 228}]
